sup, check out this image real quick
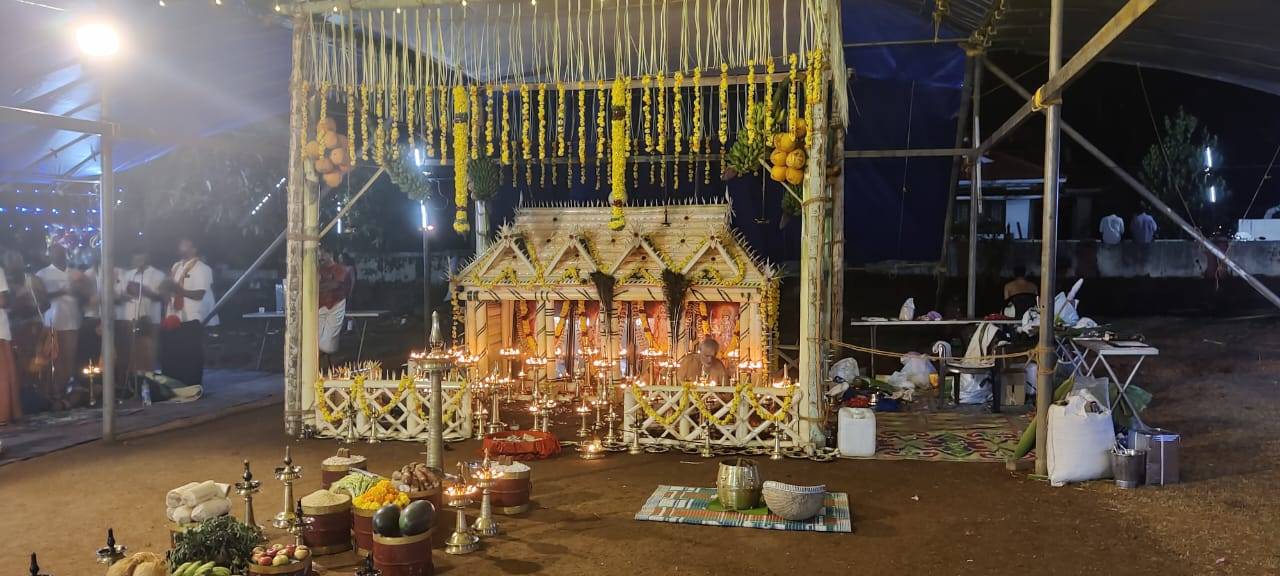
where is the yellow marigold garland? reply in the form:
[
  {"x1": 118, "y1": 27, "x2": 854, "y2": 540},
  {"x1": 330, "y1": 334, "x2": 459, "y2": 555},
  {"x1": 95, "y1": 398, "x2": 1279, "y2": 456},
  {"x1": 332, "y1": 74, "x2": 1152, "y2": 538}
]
[
  {"x1": 691, "y1": 382, "x2": 746, "y2": 426},
  {"x1": 346, "y1": 86, "x2": 357, "y2": 165},
  {"x1": 747, "y1": 383, "x2": 797, "y2": 423},
  {"x1": 485, "y1": 86, "x2": 496, "y2": 157},
  {"x1": 452, "y1": 85, "x2": 470, "y2": 234},
  {"x1": 763, "y1": 57, "x2": 776, "y2": 137},
  {"x1": 354, "y1": 375, "x2": 414, "y2": 419},
  {"x1": 717, "y1": 64, "x2": 729, "y2": 148},
  {"x1": 438, "y1": 86, "x2": 450, "y2": 161},
  {"x1": 577, "y1": 82, "x2": 587, "y2": 182},
  {"x1": 805, "y1": 48, "x2": 826, "y2": 148},
  {"x1": 745, "y1": 61, "x2": 757, "y2": 144},
  {"x1": 388, "y1": 82, "x2": 400, "y2": 161},
  {"x1": 500, "y1": 85, "x2": 512, "y2": 164},
  {"x1": 555, "y1": 81, "x2": 567, "y2": 157},
  {"x1": 672, "y1": 71, "x2": 684, "y2": 155},
  {"x1": 608, "y1": 78, "x2": 629, "y2": 231},
  {"x1": 630, "y1": 385, "x2": 687, "y2": 428},
  {"x1": 787, "y1": 53, "x2": 800, "y2": 133},
  {"x1": 313, "y1": 378, "x2": 343, "y2": 423},
  {"x1": 470, "y1": 85, "x2": 481, "y2": 160},
  {"x1": 520, "y1": 84, "x2": 532, "y2": 161},
  {"x1": 690, "y1": 67, "x2": 703, "y2": 153},
  {"x1": 424, "y1": 82, "x2": 436, "y2": 157},
  {"x1": 641, "y1": 74, "x2": 654, "y2": 153},
  {"x1": 655, "y1": 72, "x2": 667, "y2": 156},
  {"x1": 406, "y1": 84, "x2": 417, "y2": 153},
  {"x1": 537, "y1": 83, "x2": 548, "y2": 161},
  {"x1": 359, "y1": 82, "x2": 370, "y2": 161},
  {"x1": 374, "y1": 84, "x2": 386, "y2": 165}
]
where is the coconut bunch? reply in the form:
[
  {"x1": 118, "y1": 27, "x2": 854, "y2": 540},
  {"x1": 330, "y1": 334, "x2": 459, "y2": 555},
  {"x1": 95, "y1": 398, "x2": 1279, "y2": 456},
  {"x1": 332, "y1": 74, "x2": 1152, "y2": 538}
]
[
  {"x1": 304, "y1": 117, "x2": 353, "y2": 189},
  {"x1": 767, "y1": 118, "x2": 809, "y2": 188}
]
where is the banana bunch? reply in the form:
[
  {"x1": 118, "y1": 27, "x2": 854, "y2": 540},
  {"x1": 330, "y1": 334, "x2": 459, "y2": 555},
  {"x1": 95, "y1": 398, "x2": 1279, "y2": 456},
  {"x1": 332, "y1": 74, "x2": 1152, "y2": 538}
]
[
  {"x1": 468, "y1": 157, "x2": 501, "y2": 202},
  {"x1": 170, "y1": 561, "x2": 229, "y2": 576}
]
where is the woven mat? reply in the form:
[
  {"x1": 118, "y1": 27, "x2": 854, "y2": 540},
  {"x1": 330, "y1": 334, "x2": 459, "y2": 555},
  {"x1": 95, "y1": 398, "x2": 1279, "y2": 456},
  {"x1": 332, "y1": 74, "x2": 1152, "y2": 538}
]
[
  {"x1": 635, "y1": 485, "x2": 852, "y2": 533},
  {"x1": 847, "y1": 412, "x2": 1025, "y2": 462}
]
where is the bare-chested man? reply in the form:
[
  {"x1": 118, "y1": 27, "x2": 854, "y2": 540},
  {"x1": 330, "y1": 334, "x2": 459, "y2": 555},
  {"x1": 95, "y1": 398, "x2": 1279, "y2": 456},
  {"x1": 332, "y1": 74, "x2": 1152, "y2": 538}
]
[{"x1": 675, "y1": 337, "x2": 729, "y2": 385}]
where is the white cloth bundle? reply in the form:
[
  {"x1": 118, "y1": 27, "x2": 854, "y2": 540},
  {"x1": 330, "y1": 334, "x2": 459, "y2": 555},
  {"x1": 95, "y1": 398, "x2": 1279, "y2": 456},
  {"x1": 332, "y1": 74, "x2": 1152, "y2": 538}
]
[
  {"x1": 181, "y1": 480, "x2": 222, "y2": 507},
  {"x1": 167, "y1": 482, "x2": 200, "y2": 508},
  {"x1": 191, "y1": 498, "x2": 231, "y2": 522},
  {"x1": 168, "y1": 505, "x2": 193, "y2": 525}
]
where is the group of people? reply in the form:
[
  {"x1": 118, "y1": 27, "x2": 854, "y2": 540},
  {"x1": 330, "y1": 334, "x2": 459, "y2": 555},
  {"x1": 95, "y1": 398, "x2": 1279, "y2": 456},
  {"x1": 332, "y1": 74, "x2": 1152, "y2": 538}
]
[
  {"x1": 1100, "y1": 209, "x2": 1158, "y2": 245},
  {"x1": 0, "y1": 236, "x2": 216, "y2": 425}
]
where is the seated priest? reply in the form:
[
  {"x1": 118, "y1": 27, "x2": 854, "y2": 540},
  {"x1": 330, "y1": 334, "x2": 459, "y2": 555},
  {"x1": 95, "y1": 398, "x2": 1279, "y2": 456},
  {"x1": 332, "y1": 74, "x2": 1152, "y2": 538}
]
[{"x1": 676, "y1": 336, "x2": 729, "y2": 385}]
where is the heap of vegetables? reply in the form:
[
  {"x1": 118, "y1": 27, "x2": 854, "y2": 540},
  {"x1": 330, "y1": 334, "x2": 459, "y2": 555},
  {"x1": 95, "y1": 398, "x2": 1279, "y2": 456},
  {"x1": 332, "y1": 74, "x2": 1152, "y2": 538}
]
[
  {"x1": 168, "y1": 516, "x2": 262, "y2": 573},
  {"x1": 330, "y1": 473, "x2": 379, "y2": 499},
  {"x1": 353, "y1": 479, "x2": 410, "y2": 510},
  {"x1": 250, "y1": 543, "x2": 310, "y2": 568}
]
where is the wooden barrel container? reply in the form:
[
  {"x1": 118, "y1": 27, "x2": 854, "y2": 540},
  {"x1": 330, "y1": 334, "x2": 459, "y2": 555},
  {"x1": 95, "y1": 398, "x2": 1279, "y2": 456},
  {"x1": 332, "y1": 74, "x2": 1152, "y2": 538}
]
[
  {"x1": 372, "y1": 529, "x2": 434, "y2": 576},
  {"x1": 490, "y1": 462, "x2": 532, "y2": 515},
  {"x1": 407, "y1": 486, "x2": 442, "y2": 517},
  {"x1": 320, "y1": 456, "x2": 368, "y2": 489},
  {"x1": 246, "y1": 557, "x2": 312, "y2": 576},
  {"x1": 352, "y1": 506, "x2": 376, "y2": 556},
  {"x1": 301, "y1": 500, "x2": 353, "y2": 556}
]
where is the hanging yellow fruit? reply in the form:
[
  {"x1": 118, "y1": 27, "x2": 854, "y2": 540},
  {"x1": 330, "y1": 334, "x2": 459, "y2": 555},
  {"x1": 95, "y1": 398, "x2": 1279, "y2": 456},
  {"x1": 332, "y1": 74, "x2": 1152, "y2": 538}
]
[
  {"x1": 769, "y1": 149, "x2": 789, "y2": 167},
  {"x1": 774, "y1": 133, "x2": 797, "y2": 153},
  {"x1": 785, "y1": 167, "x2": 805, "y2": 185},
  {"x1": 770, "y1": 165, "x2": 788, "y2": 182},
  {"x1": 786, "y1": 149, "x2": 807, "y2": 169},
  {"x1": 322, "y1": 172, "x2": 345, "y2": 188},
  {"x1": 792, "y1": 118, "x2": 808, "y2": 137}
]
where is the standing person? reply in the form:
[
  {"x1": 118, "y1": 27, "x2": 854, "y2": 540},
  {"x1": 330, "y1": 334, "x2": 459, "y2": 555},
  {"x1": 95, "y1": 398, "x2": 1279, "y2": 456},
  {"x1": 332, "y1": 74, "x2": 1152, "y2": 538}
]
[
  {"x1": 161, "y1": 237, "x2": 217, "y2": 386},
  {"x1": 1131, "y1": 208, "x2": 1158, "y2": 243},
  {"x1": 116, "y1": 248, "x2": 165, "y2": 385},
  {"x1": 77, "y1": 248, "x2": 109, "y2": 382},
  {"x1": 1099, "y1": 213, "x2": 1125, "y2": 245},
  {"x1": 317, "y1": 246, "x2": 350, "y2": 365},
  {"x1": 3, "y1": 251, "x2": 45, "y2": 412},
  {"x1": 0, "y1": 255, "x2": 20, "y2": 425},
  {"x1": 35, "y1": 243, "x2": 82, "y2": 400}
]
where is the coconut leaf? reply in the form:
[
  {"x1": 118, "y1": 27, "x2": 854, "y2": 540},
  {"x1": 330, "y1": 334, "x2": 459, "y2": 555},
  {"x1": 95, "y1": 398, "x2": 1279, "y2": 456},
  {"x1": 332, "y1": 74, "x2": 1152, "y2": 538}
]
[{"x1": 661, "y1": 269, "x2": 689, "y2": 352}]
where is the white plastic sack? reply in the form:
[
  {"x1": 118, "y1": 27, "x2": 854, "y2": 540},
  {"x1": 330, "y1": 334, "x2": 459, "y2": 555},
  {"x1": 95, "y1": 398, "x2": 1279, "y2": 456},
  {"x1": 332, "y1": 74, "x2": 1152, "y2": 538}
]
[
  {"x1": 826, "y1": 358, "x2": 861, "y2": 398},
  {"x1": 898, "y1": 298, "x2": 916, "y2": 321},
  {"x1": 1047, "y1": 389, "x2": 1115, "y2": 486},
  {"x1": 1054, "y1": 292, "x2": 1080, "y2": 326},
  {"x1": 886, "y1": 353, "x2": 935, "y2": 400}
]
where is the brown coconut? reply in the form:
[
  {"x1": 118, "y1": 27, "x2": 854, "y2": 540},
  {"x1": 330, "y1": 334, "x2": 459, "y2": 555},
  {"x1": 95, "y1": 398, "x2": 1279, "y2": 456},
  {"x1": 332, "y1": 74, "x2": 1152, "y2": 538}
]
[
  {"x1": 323, "y1": 171, "x2": 345, "y2": 188},
  {"x1": 314, "y1": 157, "x2": 335, "y2": 174},
  {"x1": 322, "y1": 130, "x2": 340, "y2": 149},
  {"x1": 303, "y1": 140, "x2": 324, "y2": 159},
  {"x1": 317, "y1": 117, "x2": 337, "y2": 134},
  {"x1": 330, "y1": 146, "x2": 350, "y2": 166}
]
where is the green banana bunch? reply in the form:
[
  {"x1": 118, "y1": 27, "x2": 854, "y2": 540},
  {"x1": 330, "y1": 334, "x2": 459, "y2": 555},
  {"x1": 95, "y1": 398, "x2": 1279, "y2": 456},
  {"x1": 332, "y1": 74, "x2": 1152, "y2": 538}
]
[{"x1": 468, "y1": 157, "x2": 501, "y2": 202}]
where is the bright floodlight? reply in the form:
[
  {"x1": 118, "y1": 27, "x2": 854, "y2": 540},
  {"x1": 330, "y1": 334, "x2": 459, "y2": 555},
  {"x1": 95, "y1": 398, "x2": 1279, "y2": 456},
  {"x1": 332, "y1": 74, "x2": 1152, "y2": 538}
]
[{"x1": 76, "y1": 22, "x2": 120, "y2": 58}]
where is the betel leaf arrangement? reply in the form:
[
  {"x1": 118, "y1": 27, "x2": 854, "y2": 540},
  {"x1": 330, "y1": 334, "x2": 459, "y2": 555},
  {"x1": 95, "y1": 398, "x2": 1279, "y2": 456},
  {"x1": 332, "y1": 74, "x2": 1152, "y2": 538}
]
[{"x1": 168, "y1": 515, "x2": 263, "y2": 572}]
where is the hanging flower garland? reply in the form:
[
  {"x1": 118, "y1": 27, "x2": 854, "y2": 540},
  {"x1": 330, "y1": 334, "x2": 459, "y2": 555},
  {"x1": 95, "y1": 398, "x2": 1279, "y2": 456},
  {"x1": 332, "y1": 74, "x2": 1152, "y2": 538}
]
[
  {"x1": 745, "y1": 61, "x2": 757, "y2": 145},
  {"x1": 346, "y1": 86, "x2": 357, "y2": 165},
  {"x1": 438, "y1": 86, "x2": 450, "y2": 161},
  {"x1": 485, "y1": 87, "x2": 496, "y2": 157},
  {"x1": 787, "y1": 53, "x2": 800, "y2": 133},
  {"x1": 655, "y1": 72, "x2": 667, "y2": 157},
  {"x1": 406, "y1": 84, "x2": 417, "y2": 153},
  {"x1": 424, "y1": 82, "x2": 436, "y2": 157},
  {"x1": 452, "y1": 85, "x2": 471, "y2": 234},
  {"x1": 690, "y1": 67, "x2": 703, "y2": 153},
  {"x1": 470, "y1": 85, "x2": 481, "y2": 160},
  {"x1": 520, "y1": 84, "x2": 533, "y2": 161},
  {"x1": 763, "y1": 57, "x2": 776, "y2": 137},
  {"x1": 608, "y1": 77, "x2": 630, "y2": 231},
  {"x1": 313, "y1": 379, "x2": 343, "y2": 423},
  {"x1": 577, "y1": 82, "x2": 588, "y2": 183},
  {"x1": 595, "y1": 82, "x2": 607, "y2": 190},
  {"x1": 359, "y1": 81, "x2": 371, "y2": 160},
  {"x1": 691, "y1": 382, "x2": 746, "y2": 426},
  {"x1": 555, "y1": 81, "x2": 567, "y2": 157},
  {"x1": 356, "y1": 375, "x2": 414, "y2": 419},
  {"x1": 804, "y1": 48, "x2": 826, "y2": 148},
  {"x1": 388, "y1": 82, "x2": 400, "y2": 161},
  {"x1": 672, "y1": 71, "x2": 684, "y2": 156},
  {"x1": 717, "y1": 64, "x2": 729, "y2": 149},
  {"x1": 641, "y1": 75, "x2": 654, "y2": 154},
  {"x1": 747, "y1": 384, "x2": 797, "y2": 423},
  {"x1": 630, "y1": 385, "x2": 688, "y2": 428},
  {"x1": 374, "y1": 83, "x2": 386, "y2": 165},
  {"x1": 537, "y1": 83, "x2": 548, "y2": 162},
  {"x1": 500, "y1": 85, "x2": 512, "y2": 164}
]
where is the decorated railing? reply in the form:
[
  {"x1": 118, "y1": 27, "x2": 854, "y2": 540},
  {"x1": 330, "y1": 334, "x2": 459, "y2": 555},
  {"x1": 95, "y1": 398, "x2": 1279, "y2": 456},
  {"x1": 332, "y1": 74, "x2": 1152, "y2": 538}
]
[
  {"x1": 623, "y1": 383, "x2": 804, "y2": 448},
  {"x1": 313, "y1": 378, "x2": 473, "y2": 441}
]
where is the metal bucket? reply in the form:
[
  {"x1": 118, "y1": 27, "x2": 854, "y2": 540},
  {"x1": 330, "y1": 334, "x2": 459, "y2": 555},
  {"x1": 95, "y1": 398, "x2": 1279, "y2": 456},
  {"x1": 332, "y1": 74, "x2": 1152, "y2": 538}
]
[
  {"x1": 715, "y1": 458, "x2": 762, "y2": 510},
  {"x1": 1110, "y1": 449, "x2": 1146, "y2": 489}
]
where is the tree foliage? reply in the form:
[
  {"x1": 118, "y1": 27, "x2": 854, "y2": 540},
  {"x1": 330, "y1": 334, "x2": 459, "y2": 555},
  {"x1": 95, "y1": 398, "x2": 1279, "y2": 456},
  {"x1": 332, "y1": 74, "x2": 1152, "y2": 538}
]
[{"x1": 1138, "y1": 108, "x2": 1228, "y2": 232}]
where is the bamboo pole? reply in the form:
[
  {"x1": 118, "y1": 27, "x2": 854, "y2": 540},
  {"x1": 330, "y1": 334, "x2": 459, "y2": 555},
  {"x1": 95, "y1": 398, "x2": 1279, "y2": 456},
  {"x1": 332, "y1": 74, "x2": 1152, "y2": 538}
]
[
  {"x1": 1035, "y1": 0, "x2": 1064, "y2": 477},
  {"x1": 283, "y1": 15, "x2": 308, "y2": 436}
]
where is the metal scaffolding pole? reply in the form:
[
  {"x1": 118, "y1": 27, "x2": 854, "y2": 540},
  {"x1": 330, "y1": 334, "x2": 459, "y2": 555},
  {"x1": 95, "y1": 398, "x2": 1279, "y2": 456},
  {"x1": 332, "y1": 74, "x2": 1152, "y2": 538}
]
[
  {"x1": 984, "y1": 61, "x2": 1280, "y2": 311},
  {"x1": 1035, "y1": 0, "x2": 1064, "y2": 478},
  {"x1": 967, "y1": 55, "x2": 984, "y2": 318},
  {"x1": 99, "y1": 80, "x2": 117, "y2": 442},
  {"x1": 937, "y1": 54, "x2": 976, "y2": 305}
]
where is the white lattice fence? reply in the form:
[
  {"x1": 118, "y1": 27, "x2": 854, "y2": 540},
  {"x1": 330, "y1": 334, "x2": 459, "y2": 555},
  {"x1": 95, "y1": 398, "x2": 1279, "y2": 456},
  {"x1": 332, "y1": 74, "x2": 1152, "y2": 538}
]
[
  {"x1": 623, "y1": 385, "x2": 805, "y2": 448},
  {"x1": 314, "y1": 379, "x2": 473, "y2": 441}
]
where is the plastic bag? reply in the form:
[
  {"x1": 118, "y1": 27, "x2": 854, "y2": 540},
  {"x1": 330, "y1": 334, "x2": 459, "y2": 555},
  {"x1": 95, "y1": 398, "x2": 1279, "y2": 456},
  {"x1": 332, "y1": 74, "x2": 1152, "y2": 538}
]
[
  {"x1": 1047, "y1": 389, "x2": 1115, "y2": 486},
  {"x1": 898, "y1": 298, "x2": 916, "y2": 321}
]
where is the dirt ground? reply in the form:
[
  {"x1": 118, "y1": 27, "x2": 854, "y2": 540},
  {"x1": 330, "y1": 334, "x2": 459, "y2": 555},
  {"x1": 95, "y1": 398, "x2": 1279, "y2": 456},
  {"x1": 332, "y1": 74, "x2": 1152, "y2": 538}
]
[{"x1": 0, "y1": 316, "x2": 1276, "y2": 575}]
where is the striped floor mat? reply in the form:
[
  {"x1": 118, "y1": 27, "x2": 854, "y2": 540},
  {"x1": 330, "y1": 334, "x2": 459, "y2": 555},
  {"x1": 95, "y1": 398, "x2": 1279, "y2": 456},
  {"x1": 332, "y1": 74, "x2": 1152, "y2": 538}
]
[
  {"x1": 635, "y1": 485, "x2": 852, "y2": 533},
  {"x1": 853, "y1": 412, "x2": 1026, "y2": 462}
]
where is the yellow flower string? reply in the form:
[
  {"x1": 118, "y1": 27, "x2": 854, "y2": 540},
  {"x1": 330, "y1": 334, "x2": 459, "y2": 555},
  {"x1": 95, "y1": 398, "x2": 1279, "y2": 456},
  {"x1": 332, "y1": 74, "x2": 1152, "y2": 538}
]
[
  {"x1": 717, "y1": 64, "x2": 729, "y2": 149},
  {"x1": 641, "y1": 75, "x2": 654, "y2": 153},
  {"x1": 745, "y1": 61, "x2": 757, "y2": 145},
  {"x1": 595, "y1": 82, "x2": 606, "y2": 190},
  {"x1": 406, "y1": 84, "x2": 417, "y2": 153},
  {"x1": 787, "y1": 53, "x2": 800, "y2": 133},
  {"x1": 346, "y1": 86, "x2": 357, "y2": 165},
  {"x1": 804, "y1": 48, "x2": 826, "y2": 149},
  {"x1": 763, "y1": 57, "x2": 776, "y2": 137},
  {"x1": 555, "y1": 81, "x2": 567, "y2": 157},
  {"x1": 470, "y1": 85, "x2": 481, "y2": 160},
  {"x1": 485, "y1": 86, "x2": 496, "y2": 157},
  {"x1": 577, "y1": 82, "x2": 587, "y2": 182},
  {"x1": 355, "y1": 375, "x2": 414, "y2": 419},
  {"x1": 424, "y1": 82, "x2": 436, "y2": 157},
  {"x1": 500, "y1": 85, "x2": 512, "y2": 164},
  {"x1": 520, "y1": 84, "x2": 532, "y2": 161},
  {"x1": 690, "y1": 68, "x2": 703, "y2": 153},
  {"x1": 672, "y1": 71, "x2": 684, "y2": 156},
  {"x1": 439, "y1": 86, "x2": 450, "y2": 161},
  {"x1": 537, "y1": 83, "x2": 548, "y2": 161},
  {"x1": 388, "y1": 82, "x2": 400, "y2": 161},
  {"x1": 691, "y1": 382, "x2": 747, "y2": 426},
  {"x1": 747, "y1": 384, "x2": 797, "y2": 423},
  {"x1": 655, "y1": 72, "x2": 667, "y2": 156},
  {"x1": 313, "y1": 379, "x2": 343, "y2": 423},
  {"x1": 359, "y1": 82, "x2": 370, "y2": 160},
  {"x1": 374, "y1": 84, "x2": 386, "y2": 165},
  {"x1": 608, "y1": 77, "x2": 629, "y2": 231},
  {"x1": 452, "y1": 85, "x2": 470, "y2": 234},
  {"x1": 631, "y1": 385, "x2": 688, "y2": 428}
]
